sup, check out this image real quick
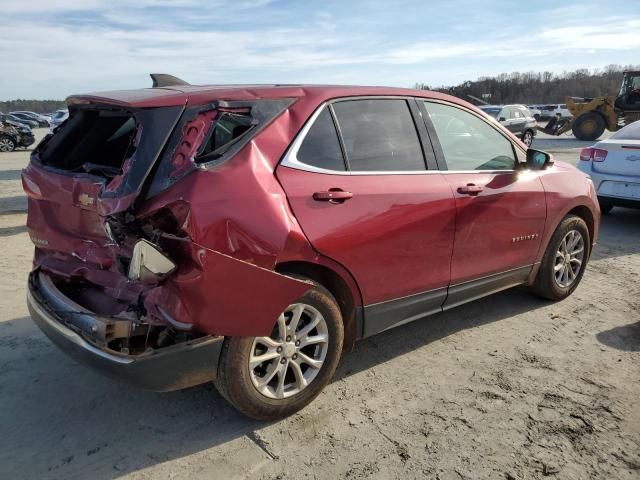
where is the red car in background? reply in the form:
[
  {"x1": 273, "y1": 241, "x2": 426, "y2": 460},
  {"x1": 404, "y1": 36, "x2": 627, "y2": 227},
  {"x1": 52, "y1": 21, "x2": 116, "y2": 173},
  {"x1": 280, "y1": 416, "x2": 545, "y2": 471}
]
[{"x1": 23, "y1": 77, "x2": 599, "y2": 420}]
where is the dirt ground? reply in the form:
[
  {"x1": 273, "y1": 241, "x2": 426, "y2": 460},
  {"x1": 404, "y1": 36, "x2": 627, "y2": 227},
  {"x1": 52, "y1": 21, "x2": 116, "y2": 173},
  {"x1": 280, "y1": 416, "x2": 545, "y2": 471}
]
[{"x1": 0, "y1": 130, "x2": 638, "y2": 480}]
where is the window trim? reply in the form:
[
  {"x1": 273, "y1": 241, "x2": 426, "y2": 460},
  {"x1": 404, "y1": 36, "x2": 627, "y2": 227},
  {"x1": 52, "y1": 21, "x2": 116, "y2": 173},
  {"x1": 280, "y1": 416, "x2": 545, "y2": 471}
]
[
  {"x1": 418, "y1": 99, "x2": 526, "y2": 173},
  {"x1": 280, "y1": 96, "x2": 436, "y2": 176},
  {"x1": 295, "y1": 105, "x2": 348, "y2": 172}
]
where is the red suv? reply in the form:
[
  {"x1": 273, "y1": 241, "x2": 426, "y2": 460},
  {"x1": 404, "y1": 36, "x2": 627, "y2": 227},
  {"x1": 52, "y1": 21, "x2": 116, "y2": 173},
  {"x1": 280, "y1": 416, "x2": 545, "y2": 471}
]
[{"x1": 23, "y1": 79, "x2": 600, "y2": 420}]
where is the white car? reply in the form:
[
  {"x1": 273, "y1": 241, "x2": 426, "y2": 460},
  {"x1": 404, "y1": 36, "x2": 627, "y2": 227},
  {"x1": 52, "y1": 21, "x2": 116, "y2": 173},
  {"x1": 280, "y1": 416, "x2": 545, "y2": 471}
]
[
  {"x1": 577, "y1": 120, "x2": 640, "y2": 213},
  {"x1": 527, "y1": 106, "x2": 542, "y2": 121},
  {"x1": 544, "y1": 104, "x2": 572, "y2": 118},
  {"x1": 48, "y1": 109, "x2": 68, "y2": 134}
]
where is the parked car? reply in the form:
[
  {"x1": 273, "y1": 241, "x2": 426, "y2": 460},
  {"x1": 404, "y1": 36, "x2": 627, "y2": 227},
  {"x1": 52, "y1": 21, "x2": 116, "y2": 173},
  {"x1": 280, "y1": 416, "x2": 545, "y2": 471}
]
[
  {"x1": 24, "y1": 83, "x2": 600, "y2": 420},
  {"x1": 578, "y1": 120, "x2": 640, "y2": 213},
  {"x1": 540, "y1": 104, "x2": 572, "y2": 119},
  {"x1": 11, "y1": 111, "x2": 50, "y2": 127},
  {"x1": 0, "y1": 116, "x2": 35, "y2": 151},
  {"x1": 479, "y1": 104, "x2": 537, "y2": 146},
  {"x1": 7, "y1": 112, "x2": 39, "y2": 128},
  {"x1": 0, "y1": 121, "x2": 22, "y2": 152},
  {"x1": 48, "y1": 109, "x2": 68, "y2": 133},
  {"x1": 0, "y1": 113, "x2": 32, "y2": 130},
  {"x1": 527, "y1": 105, "x2": 542, "y2": 121}
]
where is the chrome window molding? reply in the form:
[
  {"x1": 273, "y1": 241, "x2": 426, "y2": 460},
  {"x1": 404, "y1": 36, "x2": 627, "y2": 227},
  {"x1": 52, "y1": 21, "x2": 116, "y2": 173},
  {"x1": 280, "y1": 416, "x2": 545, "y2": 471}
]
[{"x1": 279, "y1": 96, "x2": 526, "y2": 176}]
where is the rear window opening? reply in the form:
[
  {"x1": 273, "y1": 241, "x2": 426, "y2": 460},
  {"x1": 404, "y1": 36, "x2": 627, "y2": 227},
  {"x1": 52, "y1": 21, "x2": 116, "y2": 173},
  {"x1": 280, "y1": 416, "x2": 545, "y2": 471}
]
[
  {"x1": 195, "y1": 111, "x2": 255, "y2": 163},
  {"x1": 39, "y1": 109, "x2": 137, "y2": 178}
]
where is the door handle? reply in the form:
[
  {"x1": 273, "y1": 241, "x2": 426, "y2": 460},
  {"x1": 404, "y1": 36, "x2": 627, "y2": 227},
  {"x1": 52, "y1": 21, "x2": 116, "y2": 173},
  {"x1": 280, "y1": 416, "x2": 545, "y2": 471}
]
[
  {"x1": 313, "y1": 189, "x2": 353, "y2": 203},
  {"x1": 457, "y1": 184, "x2": 483, "y2": 195}
]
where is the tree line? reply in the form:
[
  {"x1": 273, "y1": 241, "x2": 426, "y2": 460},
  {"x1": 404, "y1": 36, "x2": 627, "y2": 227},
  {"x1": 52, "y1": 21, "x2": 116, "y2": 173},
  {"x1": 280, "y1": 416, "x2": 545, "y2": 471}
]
[
  {"x1": 416, "y1": 64, "x2": 640, "y2": 105},
  {"x1": 3, "y1": 65, "x2": 640, "y2": 112},
  {"x1": 0, "y1": 99, "x2": 66, "y2": 114}
]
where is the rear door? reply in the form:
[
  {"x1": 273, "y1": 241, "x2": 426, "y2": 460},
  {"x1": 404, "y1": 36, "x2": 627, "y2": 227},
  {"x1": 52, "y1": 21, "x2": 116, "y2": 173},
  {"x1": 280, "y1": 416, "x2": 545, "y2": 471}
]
[
  {"x1": 419, "y1": 100, "x2": 546, "y2": 308},
  {"x1": 498, "y1": 107, "x2": 514, "y2": 131},
  {"x1": 276, "y1": 98, "x2": 456, "y2": 336}
]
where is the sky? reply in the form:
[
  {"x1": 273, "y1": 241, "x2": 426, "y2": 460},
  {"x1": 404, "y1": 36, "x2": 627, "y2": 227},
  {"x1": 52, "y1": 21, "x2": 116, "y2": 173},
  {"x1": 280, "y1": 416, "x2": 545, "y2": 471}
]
[{"x1": 1, "y1": 0, "x2": 639, "y2": 100}]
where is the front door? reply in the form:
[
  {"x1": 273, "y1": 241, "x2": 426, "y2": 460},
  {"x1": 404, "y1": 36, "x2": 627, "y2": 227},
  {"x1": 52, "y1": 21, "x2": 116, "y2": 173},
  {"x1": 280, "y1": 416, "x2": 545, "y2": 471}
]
[
  {"x1": 276, "y1": 98, "x2": 456, "y2": 335},
  {"x1": 421, "y1": 100, "x2": 546, "y2": 308}
]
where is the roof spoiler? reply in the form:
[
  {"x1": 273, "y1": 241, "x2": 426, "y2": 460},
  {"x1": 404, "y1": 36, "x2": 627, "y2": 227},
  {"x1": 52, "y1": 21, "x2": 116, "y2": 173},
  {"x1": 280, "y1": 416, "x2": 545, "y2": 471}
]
[{"x1": 150, "y1": 73, "x2": 190, "y2": 88}]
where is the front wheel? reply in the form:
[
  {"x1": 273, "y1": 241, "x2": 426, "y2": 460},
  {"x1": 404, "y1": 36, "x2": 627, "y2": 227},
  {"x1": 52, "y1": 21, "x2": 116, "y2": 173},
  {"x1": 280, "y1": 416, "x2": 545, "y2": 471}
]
[
  {"x1": 530, "y1": 215, "x2": 590, "y2": 300},
  {"x1": 572, "y1": 113, "x2": 606, "y2": 141},
  {"x1": 0, "y1": 135, "x2": 16, "y2": 152},
  {"x1": 214, "y1": 280, "x2": 344, "y2": 420}
]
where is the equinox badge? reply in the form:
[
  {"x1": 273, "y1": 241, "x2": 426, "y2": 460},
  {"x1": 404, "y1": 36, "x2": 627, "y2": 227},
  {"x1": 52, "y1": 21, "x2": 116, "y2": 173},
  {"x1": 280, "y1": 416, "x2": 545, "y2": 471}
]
[{"x1": 512, "y1": 233, "x2": 539, "y2": 243}]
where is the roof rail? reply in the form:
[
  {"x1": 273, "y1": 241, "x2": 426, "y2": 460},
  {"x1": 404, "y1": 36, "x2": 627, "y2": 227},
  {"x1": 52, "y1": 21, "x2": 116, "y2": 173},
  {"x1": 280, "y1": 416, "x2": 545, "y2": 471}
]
[{"x1": 150, "y1": 73, "x2": 190, "y2": 88}]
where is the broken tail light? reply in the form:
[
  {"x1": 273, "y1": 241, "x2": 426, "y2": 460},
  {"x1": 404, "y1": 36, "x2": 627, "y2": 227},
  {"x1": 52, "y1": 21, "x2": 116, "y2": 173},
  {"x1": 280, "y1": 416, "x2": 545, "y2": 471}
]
[{"x1": 128, "y1": 239, "x2": 176, "y2": 281}]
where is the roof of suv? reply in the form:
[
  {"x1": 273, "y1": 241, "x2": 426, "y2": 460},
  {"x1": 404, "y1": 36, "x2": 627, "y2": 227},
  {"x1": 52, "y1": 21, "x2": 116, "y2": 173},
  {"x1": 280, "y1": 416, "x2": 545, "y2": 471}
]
[{"x1": 68, "y1": 84, "x2": 468, "y2": 109}]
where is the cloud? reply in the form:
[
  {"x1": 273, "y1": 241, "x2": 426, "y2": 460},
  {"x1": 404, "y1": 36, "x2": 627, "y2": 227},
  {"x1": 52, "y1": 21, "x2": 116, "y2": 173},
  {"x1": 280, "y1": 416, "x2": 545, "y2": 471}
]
[{"x1": 1, "y1": 1, "x2": 639, "y2": 99}]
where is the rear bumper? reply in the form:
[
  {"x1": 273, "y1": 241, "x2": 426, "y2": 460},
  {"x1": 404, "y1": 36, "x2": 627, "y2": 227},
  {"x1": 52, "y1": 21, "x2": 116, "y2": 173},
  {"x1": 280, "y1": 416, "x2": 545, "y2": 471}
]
[
  {"x1": 579, "y1": 165, "x2": 640, "y2": 205},
  {"x1": 27, "y1": 272, "x2": 224, "y2": 392}
]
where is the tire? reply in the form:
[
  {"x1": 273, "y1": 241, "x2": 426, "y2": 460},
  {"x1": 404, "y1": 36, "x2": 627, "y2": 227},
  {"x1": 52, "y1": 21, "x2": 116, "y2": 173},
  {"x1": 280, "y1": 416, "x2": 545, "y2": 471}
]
[
  {"x1": 521, "y1": 129, "x2": 534, "y2": 147},
  {"x1": 530, "y1": 215, "x2": 590, "y2": 301},
  {"x1": 0, "y1": 135, "x2": 16, "y2": 152},
  {"x1": 214, "y1": 279, "x2": 344, "y2": 420},
  {"x1": 572, "y1": 112, "x2": 606, "y2": 141}
]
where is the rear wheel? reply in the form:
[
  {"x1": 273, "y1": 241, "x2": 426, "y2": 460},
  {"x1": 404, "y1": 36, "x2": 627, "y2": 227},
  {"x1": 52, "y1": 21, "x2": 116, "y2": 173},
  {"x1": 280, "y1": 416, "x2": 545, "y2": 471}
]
[
  {"x1": 572, "y1": 113, "x2": 606, "y2": 141},
  {"x1": 521, "y1": 130, "x2": 534, "y2": 147},
  {"x1": 530, "y1": 215, "x2": 590, "y2": 300},
  {"x1": 214, "y1": 280, "x2": 344, "y2": 420},
  {"x1": 0, "y1": 135, "x2": 16, "y2": 152}
]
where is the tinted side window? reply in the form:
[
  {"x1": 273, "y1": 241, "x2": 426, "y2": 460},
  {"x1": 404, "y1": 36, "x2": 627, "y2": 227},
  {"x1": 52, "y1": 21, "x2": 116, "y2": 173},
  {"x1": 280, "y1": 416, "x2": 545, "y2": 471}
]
[
  {"x1": 297, "y1": 108, "x2": 346, "y2": 171},
  {"x1": 424, "y1": 102, "x2": 516, "y2": 171},
  {"x1": 332, "y1": 99, "x2": 426, "y2": 171}
]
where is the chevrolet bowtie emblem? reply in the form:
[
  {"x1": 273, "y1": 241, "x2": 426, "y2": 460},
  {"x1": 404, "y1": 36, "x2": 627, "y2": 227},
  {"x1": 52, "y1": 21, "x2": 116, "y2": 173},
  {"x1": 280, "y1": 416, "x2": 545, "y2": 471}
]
[{"x1": 78, "y1": 193, "x2": 94, "y2": 206}]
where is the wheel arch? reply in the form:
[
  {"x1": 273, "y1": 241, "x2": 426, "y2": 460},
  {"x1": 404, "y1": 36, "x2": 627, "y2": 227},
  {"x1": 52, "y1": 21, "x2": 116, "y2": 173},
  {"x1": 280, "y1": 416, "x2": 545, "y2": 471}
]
[
  {"x1": 567, "y1": 205, "x2": 595, "y2": 255},
  {"x1": 276, "y1": 261, "x2": 361, "y2": 351}
]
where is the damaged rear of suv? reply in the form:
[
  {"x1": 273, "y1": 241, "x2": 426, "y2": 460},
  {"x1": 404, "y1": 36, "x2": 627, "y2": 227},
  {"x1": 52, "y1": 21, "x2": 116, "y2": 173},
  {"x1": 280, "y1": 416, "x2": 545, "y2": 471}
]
[
  {"x1": 26, "y1": 78, "x2": 598, "y2": 421},
  {"x1": 24, "y1": 79, "x2": 323, "y2": 408}
]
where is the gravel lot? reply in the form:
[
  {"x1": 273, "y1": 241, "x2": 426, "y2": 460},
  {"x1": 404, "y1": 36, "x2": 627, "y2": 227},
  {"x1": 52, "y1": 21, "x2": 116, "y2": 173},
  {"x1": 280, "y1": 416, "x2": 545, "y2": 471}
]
[{"x1": 0, "y1": 129, "x2": 638, "y2": 480}]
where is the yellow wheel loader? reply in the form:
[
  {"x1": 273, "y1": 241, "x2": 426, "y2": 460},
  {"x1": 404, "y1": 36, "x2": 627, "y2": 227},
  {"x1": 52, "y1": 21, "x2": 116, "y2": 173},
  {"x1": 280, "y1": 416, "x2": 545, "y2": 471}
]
[{"x1": 539, "y1": 70, "x2": 640, "y2": 141}]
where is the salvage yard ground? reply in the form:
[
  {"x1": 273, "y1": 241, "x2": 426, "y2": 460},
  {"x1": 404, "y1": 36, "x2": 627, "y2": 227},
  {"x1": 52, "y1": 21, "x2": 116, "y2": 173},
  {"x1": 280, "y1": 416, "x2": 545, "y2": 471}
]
[{"x1": 0, "y1": 130, "x2": 638, "y2": 479}]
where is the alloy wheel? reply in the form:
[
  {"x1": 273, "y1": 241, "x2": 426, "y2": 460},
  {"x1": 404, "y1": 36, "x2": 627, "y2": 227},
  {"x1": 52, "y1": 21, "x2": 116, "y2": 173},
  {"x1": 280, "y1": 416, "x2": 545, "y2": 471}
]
[
  {"x1": 0, "y1": 137, "x2": 15, "y2": 152},
  {"x1": 554, "y1": 229, "x2": 584, "y2": 288},
  {"x1": 249, "y1": 303, "x2": 329, "y2": 399}
]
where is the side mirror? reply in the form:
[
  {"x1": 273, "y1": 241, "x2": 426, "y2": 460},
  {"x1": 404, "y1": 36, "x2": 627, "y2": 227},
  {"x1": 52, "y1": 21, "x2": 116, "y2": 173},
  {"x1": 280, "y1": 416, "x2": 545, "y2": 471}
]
[
  {"x1": 499, "y1": 117, "x2": 507, "y2": 122},
  {"x1": 526, "y1": 148, "x2": 553, "y2": 170}
]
